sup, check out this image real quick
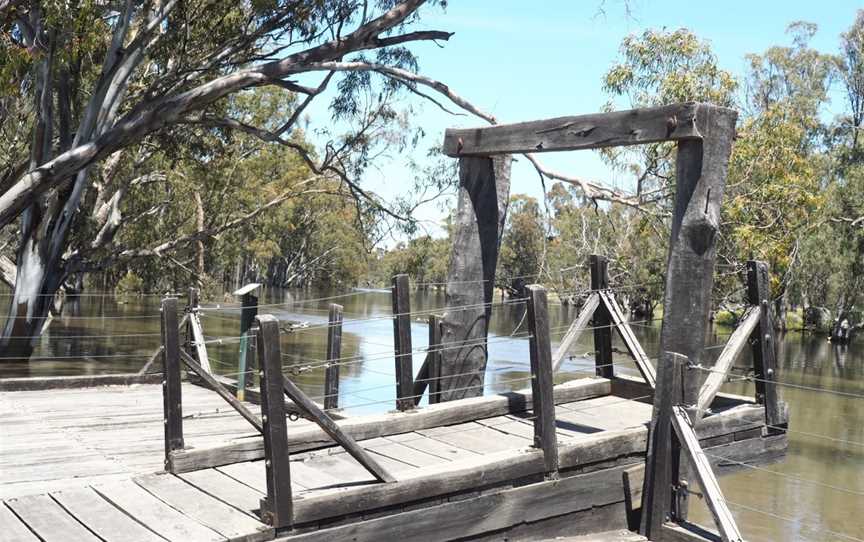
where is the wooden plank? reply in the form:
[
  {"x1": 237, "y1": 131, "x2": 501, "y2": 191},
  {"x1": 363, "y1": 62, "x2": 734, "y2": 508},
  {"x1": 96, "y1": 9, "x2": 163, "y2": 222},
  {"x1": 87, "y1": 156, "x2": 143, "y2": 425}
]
[
  {"x1": 696, "y1": 306, "x2": 760, "y2": 417},
  {"x1": 162, "y1": 297, "x2": 185, "y2": 461},
  {"x1": 386, "y1": 432, "x2": 479, "y2": 461},
  {"x1": 180, "y1": 350, "x2": 263, "y2": 433},
  {"x1": 282, "y1": 370, "x2": 395, "y2": 483},
  {"x1": 6, "y1": 494, "x2": 101, "y2": 542},
  {"x1": 747, "y1": 260, "x2": 785, "y2": 428},
  {"x1": 290, "y1": 460, "x2": 342, "y2": 489},
  {"x1": 362, "y1": 437, "x2": 447, "y2": 468},
  {"x1": 51, "y1": 487, "x2": 164, "y2": 542},
  {"x1": 286, "y1": 463, "x2": 633, "y2": 540},
  {"x1": 442, "y1": 103, "x2": 717, "y2": 156},
  {"x1": 552, "y1": 293, "x2": 599, "y2": 372},
  {"x1": 180, "y1": 469, "x2": 264, "y2": 516},
  {"x1": 135, "y1": 473, "x2": 273, "y2": 541},
  {"x1": 671, "y1": 407, "x2": 743, "y2": 542},
  {"x1": 590, "y1": 256, "x2": 615, "y2": 379},
  {"x1": 323, "y1": 303, "x2": 343, "y2": 410},
  {"x1": 599, "y1": 290, "x2": 657, "y2": 387},
  {"x1": 0, "y1": 373, "x2": 162, "y2": 391},
  {"x1": 168, "y1": 377, "x2": 610, "y2": 472},
  {"x1": 419, "y1": 422, "x2": 530, "y2": 454},
  {"x1": 255, "y1": 315, "x2": 293, "y2": 528},
  {"x1": 622, "y1": 464, "x2": 645, "y2": 511},
  {"x1": 661, "y1": 522, "x2": 722, "y2": 542},
  {"x1": 0, "y1": 502, "x2": 40, "y2": 542},
  {"x1": 305, "y1": 453, "x2": 378, "y2": 485},
  {"x1": 187, "y1": 288, "x2": 213, "y2": 373},
  {"x1": 439, "y1": 155, "x2": 511, "y2": 400},
  {"x1": 216, "y1": 462, "x2": 268, "y2": 492},
  {"x1": 95, "y1": 479, "x2": 224, "y2": 542},
  {"x1": 526, "y1": 284, "x2": 559, "y2": 475},
  {"x1": 391, "y1": 274, "x2": 414, "y2": 411},
  {"x1": 413, "y1": 315, "x2": 443, "y2": 405}
]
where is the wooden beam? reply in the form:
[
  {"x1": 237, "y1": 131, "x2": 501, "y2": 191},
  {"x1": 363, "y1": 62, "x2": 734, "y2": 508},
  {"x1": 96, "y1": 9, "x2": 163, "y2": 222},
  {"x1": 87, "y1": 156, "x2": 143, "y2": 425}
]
[
  {"x1": 324, "y1": 303, "x2": 343, "y2": 411},
  {"x1": 442, "y1": 103, "x2": 732, "y2": 157},
  {"x1": 552, "y1": 293, "x2": 599, "y2": 372},
  {"x1": 526, "y1": 284, "x2": 559, "y2": 477},
  {"x1": 256, "y1": 315, "x2": 293, "y2": 528},
  {"x1": 696, "y1": 307, "x2": 760, "y2": 418},
  {"x1": 746, "y1": 261, "x2": 785, "y2": 429},
  {"x1": 167, "y1": 377, "x2": 610, "y2": 472},
  {"x1": 0, "y1": 373, "x2": 161, "y2": 391},
  {"x1": 392, "y1": 274, "x2": 414, "y2": 411},
  {"x1": 642, "y1": 352, "x2": 687, "y2": 538},
  {"x1": 440, "y1": 155, "x2": 511, "y2": 400},
  {"x1": 590, "y1": 256, "x2": 615, "y2": 379},
  {"x1": 160, "y1": 298, "x2": 184, "y2": 467},
  {"x1": 599, "y1": 290, "x2": 657, "y2": 388},
  {"x1": 179, "y1": 350, "x2": 263, "y2": 433},
  {"x1": 671, "y1": 406, "x2": 744, "y2": 542}
]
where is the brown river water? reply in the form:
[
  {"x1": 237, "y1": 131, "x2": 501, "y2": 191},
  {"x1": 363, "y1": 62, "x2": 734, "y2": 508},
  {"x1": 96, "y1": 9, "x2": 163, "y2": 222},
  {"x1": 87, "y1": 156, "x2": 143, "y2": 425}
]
[{"x1": 1, "y1": 288, "x2": 862, "y2": 541}]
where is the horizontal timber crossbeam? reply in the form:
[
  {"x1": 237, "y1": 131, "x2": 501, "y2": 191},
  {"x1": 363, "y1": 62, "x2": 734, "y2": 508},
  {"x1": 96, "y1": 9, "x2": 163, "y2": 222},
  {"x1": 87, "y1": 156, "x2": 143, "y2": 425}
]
[{"x1": 442, "y1": 102, "x2": 734, "y2": 156}]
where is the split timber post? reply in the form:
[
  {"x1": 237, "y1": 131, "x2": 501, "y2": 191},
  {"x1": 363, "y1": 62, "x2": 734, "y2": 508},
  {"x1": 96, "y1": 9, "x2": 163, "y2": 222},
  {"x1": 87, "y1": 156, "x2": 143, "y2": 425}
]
[
  {"x1": 392, "y1": 274, "x2": 414, "y2": 411},
  {"x1": 746, "y1": 261, "x2": 786, "y2": 430},
  {"x1": 235, "y1": 283, "x2": 260, "y2": 401},
  {"x1": 160, "y1": 297, "x2": 184, "y2": 466},
  {"x1": 324, "y1": 303, "x2": 344, "y2": 411},
  {"x1": 411, "y1": 314, "x2": 444, "y2": 406},
  {"x1": 438, "y1": 156, "x2": 512, "y2": 401},
  {"x1": 525, "y1": 284, "x2": 559, "y2": 477},
  {"x1": 590, "y1": 255, "x2": 614, "y2": 378},
  {"x1": 640, "y1": 105, "x2": 738, "y2": 539},
  {"x1": 256, "y1": 314, "x2": 293, "y2": 529}
]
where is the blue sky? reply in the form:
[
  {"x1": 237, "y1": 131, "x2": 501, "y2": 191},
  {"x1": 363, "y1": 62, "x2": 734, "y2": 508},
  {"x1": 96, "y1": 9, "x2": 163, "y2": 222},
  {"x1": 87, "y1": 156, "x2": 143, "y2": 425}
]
[{"x1": 303, "y1": 1, "x2": 862, "y2": 241}]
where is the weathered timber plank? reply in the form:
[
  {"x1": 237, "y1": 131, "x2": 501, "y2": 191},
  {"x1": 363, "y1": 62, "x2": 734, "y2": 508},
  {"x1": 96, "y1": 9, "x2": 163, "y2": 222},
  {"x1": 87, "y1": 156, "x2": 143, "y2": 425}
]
[
  {"x1": 216, "y1": 462, "x2": 270, "y2": 492},
  {"x1": 0, "y1": 502, "x2": 40, "y2": 542},
  {"x1": 323, "y1": 303, "x2": 343, "y2": 410},
  {"x1": 5, "y1": 494, "x2": 101, "y2": 542},
  {"x1": 599, "y1": 290, "x2": 657, "y2": 387},
  {"x1": 552, "y1": 293, "x2": 599, "y2": 372},
  {"x1": 544, "y1": 532, "x2": 647, "y2": 542},
  {"x1": 180, "y1": 469, "x2": 265, "y2": 516},
  {"x1": 526, "y1": 284, "x2": 559, "y2": 476},
  {"x1": 168, "y1": 378, "x2": 610, "y2": 472},
  {"x1": 0, "y1": 373, "x2": 162, "y2": 391},
  {"x1": 134, "y1": 473, "x2": 274, "y2": 542},
  {"x1": 94, "y1": 479, "x2": 225, "y2": 542},
  {"x1": 747, "y1": 260, "x2": 785, "y2": 428},
  {"x1": 441, "y1": 103, "x2": 725, "y2": 156},
  {"x1": 419, "y1": 422, "x2": 531, "y2": 454},
  {"x1": 671, "y1": 407, "x2": 743, "y2": 542},
  {"x1": 362, "y1": 437, "x2": 447, "y2": 468},
  {"x1": 386, "y1": 432, "x2": 479, "y2": 461},
  {"x1": 696, "y1": 306, "x2": 760, "y2": 417},
  {"x1": 290, "y1": 460, "x2": 341, "y2": 489},
  {"x1": 305, "y1": 453, "x2": 378, "y2": 485},
  {"x1": 623, "y1": 463, "x2": 645, "y2": 511},
  {"x1": 392, "y1": 274, "x2": 415, "y2": 410},
  {"x1": 661, "y1": 521, "x2": 722, "y2": 542},
  {"x1": 51, "y1": 487, "x2": 165, "y2": 542},
  {"x1": 284, "y1": 464, "x2": 633, "y2": 540}
]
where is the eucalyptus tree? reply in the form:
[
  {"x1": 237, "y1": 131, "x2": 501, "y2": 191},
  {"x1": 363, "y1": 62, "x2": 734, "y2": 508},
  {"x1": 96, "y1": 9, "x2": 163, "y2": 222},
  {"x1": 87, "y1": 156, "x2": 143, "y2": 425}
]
[{"x1": 0, "y1": 0, "x2": 485, "y2": 359}]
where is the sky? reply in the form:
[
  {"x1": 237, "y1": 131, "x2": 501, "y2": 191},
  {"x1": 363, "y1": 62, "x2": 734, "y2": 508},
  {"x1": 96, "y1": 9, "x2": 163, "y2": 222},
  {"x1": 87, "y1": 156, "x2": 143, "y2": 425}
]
[{"x1": 301, "y1": 0, "x2": 862, "y2": 243}]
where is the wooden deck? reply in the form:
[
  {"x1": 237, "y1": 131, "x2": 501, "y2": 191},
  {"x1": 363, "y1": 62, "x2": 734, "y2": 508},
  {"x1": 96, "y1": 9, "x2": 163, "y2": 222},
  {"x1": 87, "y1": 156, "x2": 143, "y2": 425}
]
[{"x1": 0, "y1": 377, "x2": 784, "y2": 541}]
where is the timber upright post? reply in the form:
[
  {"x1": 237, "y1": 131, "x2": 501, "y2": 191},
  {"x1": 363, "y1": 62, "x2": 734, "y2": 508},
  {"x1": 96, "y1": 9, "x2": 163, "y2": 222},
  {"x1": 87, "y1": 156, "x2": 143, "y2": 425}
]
[
  {"x1": 392, "y1": 274, "x2": 414, "y2": 411},
  {"x1": 256, "y1": 314, "x2": 293, "y2": 529},
  {"x1": 160, "y1": 297, "x2": 184, "y2": 467},
  {"x1": 324, "y1": 303, "x2": 343, "y2": 411},
  {"x1": 235, "y1": 283, "x2": 260, "y2": 401},
  {"x1": 427, "y1": 315, "x2": 443, "y2": 404},
  {"x1": 590, "y1": 255, "x2": 614, "y2": 378},
  {"x1": 525, "y1": 284, "x2": 559, "y2": 477},
  {"x1": 746, "y1": 260, "x2": 786, "y2": 430}
]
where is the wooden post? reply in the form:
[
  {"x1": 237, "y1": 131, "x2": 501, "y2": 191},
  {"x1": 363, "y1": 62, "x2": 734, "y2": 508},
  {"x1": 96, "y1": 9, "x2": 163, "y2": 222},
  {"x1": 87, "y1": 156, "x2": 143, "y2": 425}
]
[
  {"x1": 161, "y1": 297, "x2": 184, "y2": 465},
  {"x1": 392, "y1": 274, "x2": 414, "y2": 411},
  {"x1": 643, "y1": 106, "x2": 737, "y2": 539},
  {"x1": 427, "y1": 315, "x2": 443, "y2": 404},
  {"x1": 324, "y1": 303, "x2": 343, "y2": 411},
  {"x1": 643, "y1": 352, "x2": 687, "y2": 537},
  {"x1": 256, "y1": 315, "x2": 293, "y2": 528},
  {"x1": 747, "y1": 260, "x2": 786, "y2": 429},
  {"x1": 526, "y1": 284, "x2": 559, "y2": 478},
  {"x1": 590, "y1": 255, "x2": 614, "y2": 378},
  {"x1": 439, "y1": 155, "x2": 512, "y2": 401}
]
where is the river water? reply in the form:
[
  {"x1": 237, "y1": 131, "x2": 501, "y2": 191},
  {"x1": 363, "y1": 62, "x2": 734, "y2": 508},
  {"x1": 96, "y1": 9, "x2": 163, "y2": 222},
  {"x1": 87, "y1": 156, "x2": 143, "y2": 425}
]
[{"x1": 1, "y1": 288, "x2": 862, "y2": 541}]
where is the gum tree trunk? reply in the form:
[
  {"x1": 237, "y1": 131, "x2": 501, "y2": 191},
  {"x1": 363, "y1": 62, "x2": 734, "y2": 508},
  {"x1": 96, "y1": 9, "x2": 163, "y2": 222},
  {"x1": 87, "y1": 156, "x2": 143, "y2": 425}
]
[{"x1": 438, "y1": 155, "x2": 511, "y2": 401}]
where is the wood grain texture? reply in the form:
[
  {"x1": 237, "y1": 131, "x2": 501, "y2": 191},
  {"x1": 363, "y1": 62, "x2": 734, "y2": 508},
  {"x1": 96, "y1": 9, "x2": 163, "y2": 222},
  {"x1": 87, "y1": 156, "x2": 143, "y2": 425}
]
[
  {"x1": 441, "y1": 103, "x2": 731, "y2": 156},
  {"x1": 526, "y1": 284, "x2": 559, "y2": 475},
  {"x1": 392, "y1": 274, "x2": 415, "y2": 411},
  {"x1": 747, "y1": 260, "x2": 785, "y2": 428},
  {"x1": 323, "y1": 303, "x2": 343, "y2": 410},
  {"x1": 51, "y1": 487, "x2": 165, "y2": 542},
  {"x1": 552, "y1": 293, "x2": 599, "y2": 372},
  {"x1": 599, "y1": 290, "x2": 657, "y2": 388},
  {"x1": 0, "y1": 502, "x2": 40, "y2": 542},
  {"x1": 5, "y1": 494, "x2": 101, "y2": 542},
  {"x1": 0, "y1": 373, "x2": 162, "y2": 391},
  {"x1": 161, "y1": 297, "x2": 184, "y2": 461},
  {"x1": 439, "y1": 155, "x2": 511, "y2": 400},
  {"x1": 590, "y1": 256, "x2": 615, "y2": 379}
]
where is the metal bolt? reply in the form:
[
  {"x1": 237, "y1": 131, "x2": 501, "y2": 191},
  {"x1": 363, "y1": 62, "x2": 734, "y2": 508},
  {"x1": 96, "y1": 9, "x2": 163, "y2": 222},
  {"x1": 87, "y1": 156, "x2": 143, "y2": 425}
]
[
  {"x1": 163, "y1": 418, "x2": 168, "y2": 425},
  {"x1": 259, "y1": 371, "x2": 265, "y2": 377},
  {"x1": 761, "y1": 299, "x2": 768, "y2": 307},
  {"x1": 767, "y1": 368, "x2": 774, "y2": 376},
  {"x1": 262, "y1": 415, "x2": 268, "y2": 423},
  {"x1": 764, "y1": 334, "x2": 771, "y2": 342},
  {"x1": 162, "y1": 381, "x2": 167, "y2": 387},
  {"x1": 265, "y1": 460, "x2": 272, "y2": 467}
]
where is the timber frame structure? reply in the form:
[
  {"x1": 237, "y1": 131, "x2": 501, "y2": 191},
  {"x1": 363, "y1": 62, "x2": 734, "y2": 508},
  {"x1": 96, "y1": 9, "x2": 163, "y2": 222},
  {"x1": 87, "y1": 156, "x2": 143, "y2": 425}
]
[{"x1": 0, "y1": 103, "x2": 788, "y2": 542}]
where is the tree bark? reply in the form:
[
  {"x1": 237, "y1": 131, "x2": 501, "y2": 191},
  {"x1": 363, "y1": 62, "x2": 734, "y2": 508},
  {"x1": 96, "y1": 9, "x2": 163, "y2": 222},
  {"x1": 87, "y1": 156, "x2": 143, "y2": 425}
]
[{"x1": 438, "y1": 155, "x2": 511, "y2": 401}]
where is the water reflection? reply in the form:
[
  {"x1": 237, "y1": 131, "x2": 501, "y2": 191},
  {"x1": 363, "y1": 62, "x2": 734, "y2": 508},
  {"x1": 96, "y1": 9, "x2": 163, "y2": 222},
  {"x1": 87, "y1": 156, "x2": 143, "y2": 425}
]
[{"x1": 1, "y1": 288, "x2": 862, "y2": 540}]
